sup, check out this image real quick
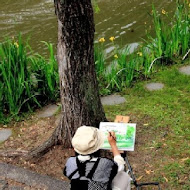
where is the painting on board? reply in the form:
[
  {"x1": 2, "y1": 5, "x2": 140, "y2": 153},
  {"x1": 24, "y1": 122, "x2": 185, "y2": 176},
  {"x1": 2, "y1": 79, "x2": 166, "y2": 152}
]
[{"x1": 99, "y1": 122, "x2": 136, "y2": 151}]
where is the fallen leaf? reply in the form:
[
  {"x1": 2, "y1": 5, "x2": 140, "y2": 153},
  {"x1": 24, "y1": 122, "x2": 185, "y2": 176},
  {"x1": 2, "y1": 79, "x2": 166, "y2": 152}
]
[
  {"x1": 164, "y1": 177, "x2": 168, "y2": 182},
  {"x1": 145, "y1": 170, "x2": 154, "y2": 175},
  {"x1": 136, "y1": 175, "x2": 143, "y2": 181},
  {"x1": 179, "y1": 179, "x2": 185, "y2": 185},
  {"x1": 143, "y1": 123, "x2": 149, "y2": 126},
  {"x1": 181, "y1": 157, "x2": 189, "y2": 162},
  {"x1": 145, "y1": 170, "x2": 151, "y2": 175}
]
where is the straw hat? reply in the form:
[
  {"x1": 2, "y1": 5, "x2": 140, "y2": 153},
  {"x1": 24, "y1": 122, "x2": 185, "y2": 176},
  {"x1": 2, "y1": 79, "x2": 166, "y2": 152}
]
[{"x1": 72, "y1": 126, "x2": 105, "y2": 155}]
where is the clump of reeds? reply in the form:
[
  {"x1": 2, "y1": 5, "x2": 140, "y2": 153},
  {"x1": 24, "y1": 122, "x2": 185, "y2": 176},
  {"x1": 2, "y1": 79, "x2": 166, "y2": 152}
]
[
  {"x1": 145, "y1": 1, "x2": 190, "y2": 62},
  {"x1": 95, "y1": 1, "x2": 189, "y2": 95},
  {"x1": 0, "y1": 34, "x2": 59, "y2": 123},
  {"x1": 28, "y1": 41, "x2": 59, "y2": 102}
]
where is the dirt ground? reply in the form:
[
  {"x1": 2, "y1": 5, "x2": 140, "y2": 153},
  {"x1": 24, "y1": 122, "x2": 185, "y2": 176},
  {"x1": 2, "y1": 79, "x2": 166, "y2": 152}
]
[{"x1": 0, "y1": 111, "x2": 163, "y2": 189}]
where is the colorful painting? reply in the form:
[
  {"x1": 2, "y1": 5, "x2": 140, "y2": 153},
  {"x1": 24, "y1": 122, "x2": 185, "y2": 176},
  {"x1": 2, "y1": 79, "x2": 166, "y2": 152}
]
[{"x1": 99, "y1": 122, "x2": 136, "y2": 151}]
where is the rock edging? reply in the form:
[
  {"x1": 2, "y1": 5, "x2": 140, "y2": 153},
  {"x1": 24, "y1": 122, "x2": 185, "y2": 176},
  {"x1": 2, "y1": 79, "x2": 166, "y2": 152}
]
[{"x1": 0, "y1": 163, "x2": 69, "y2": 190}]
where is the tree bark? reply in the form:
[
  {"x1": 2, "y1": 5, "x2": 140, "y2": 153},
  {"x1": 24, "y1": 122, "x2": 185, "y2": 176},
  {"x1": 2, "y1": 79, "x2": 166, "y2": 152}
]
[
  {"x1": 27, "y1": 0, "x2": 106, "y2": 158},
  {"x1": 55, "y1": 0, "x2": 106, "y2": 147}
]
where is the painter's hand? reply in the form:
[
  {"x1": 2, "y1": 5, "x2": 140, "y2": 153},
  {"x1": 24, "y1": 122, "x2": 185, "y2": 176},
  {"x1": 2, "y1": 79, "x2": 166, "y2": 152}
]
[{"x1": 108, "y1": 131, "x2": 117, "y2": 147}]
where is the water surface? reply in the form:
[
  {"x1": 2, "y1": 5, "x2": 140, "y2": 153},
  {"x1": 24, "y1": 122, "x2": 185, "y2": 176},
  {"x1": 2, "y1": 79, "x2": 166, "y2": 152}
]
[{"x1": 0, "y1": 0, "x2": 176, "y2": 55}]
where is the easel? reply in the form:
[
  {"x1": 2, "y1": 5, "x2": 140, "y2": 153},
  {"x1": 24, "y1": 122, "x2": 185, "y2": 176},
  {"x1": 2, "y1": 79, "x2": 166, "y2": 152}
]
[{"x1": 114, "y1": 115, "x2": 161, "y2": 190}]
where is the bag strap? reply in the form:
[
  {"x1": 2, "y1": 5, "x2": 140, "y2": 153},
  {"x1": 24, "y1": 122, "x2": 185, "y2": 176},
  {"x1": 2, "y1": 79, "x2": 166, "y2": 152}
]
[
  {"x1": 108, "y1": 161, "x2": 118, "y2": 186},
  {"x1": 68, "y1": 157, "x2": 89, "y2": 179},
  {"x1": 68, "y1": 168, "x2": 79, "y2": 180},
  {"x1": 76, "y1": 156, "x2": 89, "y2": 177},
  {"x1": 69, "y1": 157, "x2": 100, "y2": 179},
  {"x1": 86, "y1": 158, "x2": 100, "y2": 179}
]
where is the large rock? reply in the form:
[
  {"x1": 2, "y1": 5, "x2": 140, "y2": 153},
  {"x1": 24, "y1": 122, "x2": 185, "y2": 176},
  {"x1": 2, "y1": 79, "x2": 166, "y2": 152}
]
[
  {"x1": 179, "y1": 65, "x2": 190, "y2": 76},
  {"x1": 37, "y1": 104, "x2": 60, "y2": 118},
  {"x1": 0, "y1": 129, "x2": 12, "y2": 143},
  {"x1": 0, "y1": 163, "x2": 69, "y2": 190},
  {"x1": 101, "y1": 95, "x2": 126, "y2": 105},
  {"x1": 145, "y1": 83, "x2": 164, "y2": 91}
]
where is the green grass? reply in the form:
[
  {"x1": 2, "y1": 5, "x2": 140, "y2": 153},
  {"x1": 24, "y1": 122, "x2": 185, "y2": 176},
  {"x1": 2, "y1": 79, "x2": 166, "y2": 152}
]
[{"x1": 103, "y1": 63, "x2": 190, "y2": 189}]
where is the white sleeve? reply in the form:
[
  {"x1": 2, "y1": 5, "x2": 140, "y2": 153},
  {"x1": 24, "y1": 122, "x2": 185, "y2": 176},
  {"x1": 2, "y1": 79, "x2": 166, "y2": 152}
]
[{"x1": 114, "y1": 155, "x2": 126, "y2": 172}]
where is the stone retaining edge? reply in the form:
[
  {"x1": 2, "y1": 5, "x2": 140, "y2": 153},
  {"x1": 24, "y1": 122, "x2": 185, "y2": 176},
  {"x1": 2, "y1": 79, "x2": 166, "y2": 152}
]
[{"x1": 0, "y1": 163, "x2": 69, "y2": 190}]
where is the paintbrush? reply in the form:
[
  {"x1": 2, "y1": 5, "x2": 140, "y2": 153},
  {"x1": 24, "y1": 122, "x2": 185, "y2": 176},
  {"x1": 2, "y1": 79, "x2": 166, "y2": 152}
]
[{"x1": 108, "y1": 131, "x2": 117, "y2": 142}]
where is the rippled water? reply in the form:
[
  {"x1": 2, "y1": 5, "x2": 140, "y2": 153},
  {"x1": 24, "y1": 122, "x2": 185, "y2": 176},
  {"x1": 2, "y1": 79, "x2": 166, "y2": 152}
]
[{"x1": 0, "y1": 0, "x2": 176, "y2": 55}]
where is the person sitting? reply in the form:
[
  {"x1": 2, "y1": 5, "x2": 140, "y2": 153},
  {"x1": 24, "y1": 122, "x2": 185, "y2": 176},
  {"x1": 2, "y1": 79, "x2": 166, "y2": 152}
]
[{"x1": 63, "y1": 126, "x2": 126, "y2": 190}]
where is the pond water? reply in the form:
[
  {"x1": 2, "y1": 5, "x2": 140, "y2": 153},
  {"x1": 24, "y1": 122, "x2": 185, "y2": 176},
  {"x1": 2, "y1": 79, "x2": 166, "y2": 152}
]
[{"x1": 0, "y1": 0, "x2": 176, "y2": 55}]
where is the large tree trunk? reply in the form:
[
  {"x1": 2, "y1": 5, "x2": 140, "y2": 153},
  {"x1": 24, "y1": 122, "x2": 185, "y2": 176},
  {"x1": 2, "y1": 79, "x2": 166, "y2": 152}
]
[
  {"x1": 55, "y1": 0, "x2": 106, "y2": 146},
  {"x1": 28, "y1": 0, "x2": 106, "y2": 158}
]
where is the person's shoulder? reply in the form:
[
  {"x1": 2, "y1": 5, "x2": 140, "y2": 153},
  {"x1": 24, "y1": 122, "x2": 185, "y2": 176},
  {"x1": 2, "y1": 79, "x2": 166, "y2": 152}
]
[
  {"x1": 66, "y1": 156, "x2": 77, "y2": 165},
  {"x1": 99, "y1": 157, "x2": 115, "y2": 165},
  {"x1": 98, "y1": 157, "x2": 118, "y2": 173},
  {"x1": 99, "y1": 157, "x2": 114, "y2": 161}
]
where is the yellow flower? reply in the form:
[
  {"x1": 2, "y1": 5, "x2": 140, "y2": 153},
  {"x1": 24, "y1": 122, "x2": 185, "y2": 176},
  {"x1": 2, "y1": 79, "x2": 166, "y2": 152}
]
[
  {"x1": 109, "y1": 36, "x2": 115, "y2": 42},
  {"x1": 99, "y1": 37, "x2": 105, "y2": 43},
  {"x1": 137, "y1": 52, "x2": 143, "y2": 57},
  {"x1": 162, "y1": 9, "x2": 166, "y2": 15},
  {"x1": 14, "y1": 42, "x2": 19, "y2": 48},
  {"x1": 114, "y1": 54, "x2": 118, "y2": 59}
]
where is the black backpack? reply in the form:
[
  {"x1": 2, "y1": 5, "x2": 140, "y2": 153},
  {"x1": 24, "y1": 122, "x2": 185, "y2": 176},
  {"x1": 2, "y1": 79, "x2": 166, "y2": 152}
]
[{"x1": 68, "y1": 158, "x2": 111, "y2": 190}]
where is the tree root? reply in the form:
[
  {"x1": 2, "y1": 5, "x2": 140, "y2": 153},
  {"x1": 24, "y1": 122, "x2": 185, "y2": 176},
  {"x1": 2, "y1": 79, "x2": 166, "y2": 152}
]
[
  {"x1": 0, "y1": 118, "x2": 64, "y2": 160},
  {"x1": 0, "y1": 150, "x2": 29, "y2": 157},
  {"x1": 26, "y1": 118, "x2": 64, "y2": 160}
]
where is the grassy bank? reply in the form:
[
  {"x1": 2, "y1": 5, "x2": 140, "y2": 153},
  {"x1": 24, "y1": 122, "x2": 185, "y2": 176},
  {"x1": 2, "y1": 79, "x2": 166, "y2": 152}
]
[{"x1": 104, "y1": 63, "x2": 190, "y2": 189}]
